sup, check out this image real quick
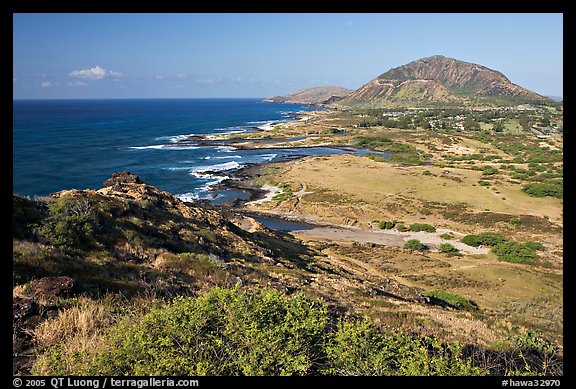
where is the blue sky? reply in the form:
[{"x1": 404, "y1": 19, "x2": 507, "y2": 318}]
[{"x1": 13, "y1": 13, "x2": 563, "y2": 99}]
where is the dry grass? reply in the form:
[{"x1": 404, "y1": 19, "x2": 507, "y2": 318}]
[
  {"x1": 33, "y1": 297, "x2": 110, "y2": 347},
  {"x1": 31, "y1": 297, "x2": 113, "y2": 375},
  {"x1": 262, "y1": 154, "x2": 562, "y2": 227}
]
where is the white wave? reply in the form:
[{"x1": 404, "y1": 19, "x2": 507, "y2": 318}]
[
  {"x1": 213, "y1": 126, "x2": 247, "y2": 134},
  {"x1": 192, "y1": 161, "x2": 241, "y2": 175},
  {"x1": 206, "y1": 155, "x2": 242, "y2": 160},
  {"x1": 154, "y1": 133, "x2": 196, "y2": 142},
  {"x1": 168, "y1": 133, "x2": 196, "y2": 143},
  {"x1": 128, "y1": 144, "x2": 200, "y2": 151},
  {"x1": 216, "y1": 146, "x2": 237, "y2": 153},
  {"x1": 247, "y1": 119, "x2": 277, "y2": 126},
  {"x1": 258, "y1": 153, "x2": 277, "y2": 162},
  {"x1": 127, "y1": 144, "x2": 166, "y2": 150},
  {"x1": 176, "y1": 192, "x2": 200, "y2": 202},
  {"x1": 200, "y1": 176, "x2": 228, "y2": 188}
]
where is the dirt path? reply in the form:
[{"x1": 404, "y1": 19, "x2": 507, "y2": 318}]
[{"x1": 294, "y1": 226, "x2": 488, "y2": 254}]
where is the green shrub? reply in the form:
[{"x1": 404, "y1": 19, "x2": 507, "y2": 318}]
[
  {"x1": 482, "y1": 167, "x2": 499, "y2": 176},
  {"x1": 461, "y1": 232, "x2": 507, "y2": 247},
  {"x1": 379, "y1": 220, "x2": 396, "y2": 230},
  {"x1": 409, "y1": 223, "x2": 436, "y2": 233},
  {"x1": 404, "y1": 239, "x2": 426, "y2": 251},
  {"x1": 322, "y1": 319, "x2": 484, "y2": 376},
  {"x1": 35, "y1": 196, "x2": 102, "y2": 254},
  {"x1": 509, "y1": 217, "x2": 521, "y2": 226},
  {"x1": 478, "y1": 180, "x2": 492, "y2": 187},
  {"x1": 32, "y1": 286, "x2": 561, "y2": 376},
  {"x1": 522, "y1": 182, "x2": 563, "y2": 199},
  {"x1": 423, "y1": 290, "x2": 478, "y2": 311},
  {"x1": 91, "y1": 286, "x2": 327, "y2": 375},
  {"x1": 492, "y1": 242, "x2": 538, "y2": 264},
  {"x1": 524, "y1": 241, "x2": 545, "y2": 251},
  {"x1": 439, "y1": 233, "x2": 454, "y2": 240},
  {"x1": 439, "y1": 243, "x2": 459, "y2": 254},
  {"x1": 422, "y1": 170, "x2": 432, "y2": 176}
]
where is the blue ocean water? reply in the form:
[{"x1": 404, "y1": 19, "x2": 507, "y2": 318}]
[{"x1": 13, "y1": 98, "x2": 346, "y2": 204}]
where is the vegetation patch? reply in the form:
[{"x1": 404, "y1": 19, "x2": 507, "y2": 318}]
[
  {"x1": 378, "y1": 220, "x2": 396, "y2": 230},
  {"x1": 439, "y1": 243, "x2": 460, "y2": 255},
  {"x1": 409, "y1": 223, "x2": 436, "y2": 233},
  {"x1": 492, "y1": 242, "x2": 539, "y2": 264},
  {"x1": 461, "y1": 232, "x2": 507, "y2": 247},
  {"x1": 522, "y1": 181, "x2": 563, "y2": 199},
  {"x1": 423, "y1": 289, "x2": 478, "y2": 311},
  {"x1": 33, "y1": 286, "x2": 498, "y2": 376},
  {"x1": 404, "y1": 239, "x2": 426, "y2": 251}
]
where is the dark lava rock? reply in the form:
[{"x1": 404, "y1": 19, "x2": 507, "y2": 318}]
[
  {"x1": 13, "y1": 297, "x2": 39, "y2": 324},
  {"x1": 103, "y1": 171, "x2": 142, "y2": 187},
  {"x1": 29, "y1": 276, "x2": 79, "y2": 300}
]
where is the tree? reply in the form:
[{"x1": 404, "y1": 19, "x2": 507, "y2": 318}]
[
  {"x1": 463, "y1": 116, "x2": 480, "y2": 132},
  {"x1": 404, "y1": 239, "x2": 426, "y2": 251}
]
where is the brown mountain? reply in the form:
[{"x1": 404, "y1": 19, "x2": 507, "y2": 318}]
[
  {"x1": 263, "y1": 86, "x2": 352, "y2": 105},
  {"x1": 338, "y1": 55, "x2": 549, "y2": 107}
]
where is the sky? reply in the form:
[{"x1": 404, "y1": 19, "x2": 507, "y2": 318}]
[{"x1": 13, "y1": 13, "x2": 563, "y2": 99}]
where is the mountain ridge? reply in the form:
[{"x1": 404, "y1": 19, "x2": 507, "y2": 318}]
[
  {"x1": 338, "y1": 55, "x2": 550, "y2": 107},
  {"x1": 263, "y1": 86, "x2": 352, "y2": 105}
]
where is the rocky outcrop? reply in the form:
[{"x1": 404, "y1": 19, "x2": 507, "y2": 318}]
[
  {"x1": 264, "y1": 86, "x2": 352, "y2": 105},
  {"x1": 103, "y1": 171, "x2": 142, "y2": 187},
  {"x1": 28, "y1": 276, "x2": 79, "y2": 301}
]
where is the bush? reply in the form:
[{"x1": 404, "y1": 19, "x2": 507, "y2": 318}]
[
  {"x1": 439, "y1": 233, "x2": 454, "y2": 240},
  {"x1": 378, "y1": 220, "x2": 395, "y2": 230},
  {"x1": 404, "y1": 239, "x2": 426, "y2": 251},
  {"x1": 482, "y1": 167, "x2": 499, "y2": 176},
  {"x1": 524, "y1": 241, "x2": 545, "y2": 251},
  {"x1": 409, "y1": 223, "x2": 436, "y2": 233},
  {"x1": 522, "y1": 182, "x2": 563, "y2": 199},
  {"x1": 461, "y1": 232, "x2": 507, "y2": 247},
  {"x1": 32, "y1": 286, "x2": 560, "y2": 376},
  {"x1": 492, "y1": 242, "x2": 538, "y2": 264},
  {"x1": 35, "y1": 196, "x2": 102, "y2": 254},
  {"x1": 422, "y1": 170, "x2": 432, "y2": 176},
  {"x1": 439, "y1": 243, "x2": 459, "y2": 254},
  {"x1": 322, "y1": 319, "x2": 484, "y2": 376},
  {"x1": 423, "y1": 290, "x2": 478, "y2": 311},
  {"x1": 89, "y1": 286, "x2": 328, "y2": 375},
  {"x1": 478, "y1": 180, "x2": 492, "y2": 187}
]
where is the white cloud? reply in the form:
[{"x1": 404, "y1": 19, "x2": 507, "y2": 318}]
[
  {"x1": 196, "y1": 77, "x2": 218, "y2": 84},
  {"x1": 68, "y1": 65, "x2": 123, "y2": 80},
  {"x1": 154, "y1": 74, "x2": 164, "y2": 80},
  {"x1": 13, "y1": 73, "x2": 17, "y2": 82},
  {"x1": 108, "y1": 70, "x2": 123, "y2": 78},
  {"x1": 67, "y1": 80, "x2": 88, "y2": 87},
  {"x1": 40, "y1": 81, "x2": 58, "y2": 88},
  {"x1": 346, "y1": 20, "x2": 353, "y2": 27}
]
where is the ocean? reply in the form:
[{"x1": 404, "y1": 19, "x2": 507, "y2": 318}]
[{"x1": 13, "y1": 98, "x2": 347, "y2": 204}]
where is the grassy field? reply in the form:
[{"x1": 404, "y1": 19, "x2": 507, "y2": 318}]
[{"x1": 265, "y1": 154, "x2": 561, "y2": 223}]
